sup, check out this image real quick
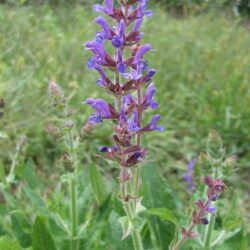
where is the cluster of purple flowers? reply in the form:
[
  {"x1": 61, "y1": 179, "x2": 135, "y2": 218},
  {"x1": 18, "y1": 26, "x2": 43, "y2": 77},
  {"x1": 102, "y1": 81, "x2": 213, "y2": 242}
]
[
  {"x1": 181, "y1": 176, "x2": 225, "y2": 239},
  {"x1": 85, "y1": 0, "x2": 163, "y2": 181}
]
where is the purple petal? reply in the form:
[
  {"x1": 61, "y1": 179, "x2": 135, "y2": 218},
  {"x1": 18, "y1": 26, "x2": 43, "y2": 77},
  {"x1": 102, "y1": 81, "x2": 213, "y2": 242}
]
[
  {"x1": 149, "y1": 114, "x2": 164, "y2": 132},
  {"x1": 99, "y1": 146, "x2": 111, "y2": 153},
  {"x1": 128, "y1": 112, "x2": 140, "y2": 132},
  {"x1": 134, "y1": 44, "x2": 152, "y2": 64},
  {"x1": 95, "y1": 16, "x2": 112, "y2": 39},
  {"x1": 132, "y1": 18, "x2": 143, "y2": 32},
  {"x1": 105, "y1": 0, "x2": 113, "y2": 13},
  {"x1": 86, "y1": 98, "x2": 111, "y2": 118},
  {"x1": 89, "y1": 113, "x2": 103, "y2": 124},
  {"x1": 112, "y1": 36, "x2": 123, "y2": 48},
  {"x1": 93, "y1": 4, "x2": 104, "y2": 12}
]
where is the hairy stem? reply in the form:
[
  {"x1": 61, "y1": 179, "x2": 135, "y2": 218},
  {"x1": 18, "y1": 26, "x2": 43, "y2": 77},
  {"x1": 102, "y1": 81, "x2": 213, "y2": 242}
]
[
  {"x1": 203, "y1": 168, "x2": 218, "y2": 249},
  {"x1": 70, "y1": 173, "x2": 78, "y2": 250},
  {"x1": 172, "y1": 222, "x2": 195, "y2": 250}
]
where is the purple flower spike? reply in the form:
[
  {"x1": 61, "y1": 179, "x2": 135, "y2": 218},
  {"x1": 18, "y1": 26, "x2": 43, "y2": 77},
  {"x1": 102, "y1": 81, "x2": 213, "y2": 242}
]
[
  {"x1": 95, "y1": 16, "x2": 112, "y2": 39},
  {"x1": 144, "y1": 83, "x2": 158, "y2": 109},
  {"x1": 86, "y1": 98, "x2": 112, "y2": 123}
]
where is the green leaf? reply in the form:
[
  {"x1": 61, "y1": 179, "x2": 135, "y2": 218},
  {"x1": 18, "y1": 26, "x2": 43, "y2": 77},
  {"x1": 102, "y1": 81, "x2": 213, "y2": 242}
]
[
  {"x1": 141, "y1": 163, "x2": 176, "y2": 250},
  {"x1": 0, "y1": 160, "x2": 7, "y2": 186},
  {"x1": 23, "y1": 186, "x2": 48, "y2": 215},
  {"x1": 108, "y1": 212, "x2": 133, "y2": 250},
  {"x1": 223, "y1": 196, "x2": 242, "y2": 231},
  {"x1": 0, "y1": 236, "x2": 22, "y2": 250},
  {"x1": 32, "y1": 216, "x2": 57, "y2": 250},
  {"x1": 89, "y1": 164, "x2": 108, "y2": 205},
  {"x1": 11, "y1": 212, "x2": 32, "y2": 248},
  {"x1": 18, "y1": 158, "x2": 44, "y2": 190},
  {"x1": 146, "y1": 208, "x2": 178, "y2": 226},
  {"x1": 119, "y1": 216, "x2": 132, "y2": 240}
]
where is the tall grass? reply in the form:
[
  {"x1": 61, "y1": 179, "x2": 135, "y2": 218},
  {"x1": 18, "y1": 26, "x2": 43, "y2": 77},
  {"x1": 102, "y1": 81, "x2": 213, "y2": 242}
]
[{"x1": 0, "y1": 4, "x2": 249, "y2": 171}]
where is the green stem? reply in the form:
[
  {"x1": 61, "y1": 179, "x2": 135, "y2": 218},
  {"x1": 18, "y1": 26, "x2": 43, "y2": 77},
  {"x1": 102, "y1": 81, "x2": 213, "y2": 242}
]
[
  {"x1": 131, "y1": 230, "x2": 144, "y2": 250},
  {"x1": 203, "y1": 213, "x2": 215, "y2": 249},
  {"x1": 70, "y1": 174, "x2": 78, "y2": 250},
  {"x1": 203, "y1": 168, "x2": 218, "y2": 249}
]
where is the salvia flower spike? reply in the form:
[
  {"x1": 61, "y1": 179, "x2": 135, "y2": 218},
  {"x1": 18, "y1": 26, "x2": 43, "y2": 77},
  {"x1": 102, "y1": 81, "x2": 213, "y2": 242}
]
[{"x1": 85, "y1": 1, "x2": 162, "y2": 249}]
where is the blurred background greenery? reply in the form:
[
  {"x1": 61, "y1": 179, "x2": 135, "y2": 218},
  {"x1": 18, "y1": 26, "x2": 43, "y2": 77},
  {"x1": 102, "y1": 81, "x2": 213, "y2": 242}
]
[{"x1": 0, "y1": 0, "x2": 250, "y2": 247}]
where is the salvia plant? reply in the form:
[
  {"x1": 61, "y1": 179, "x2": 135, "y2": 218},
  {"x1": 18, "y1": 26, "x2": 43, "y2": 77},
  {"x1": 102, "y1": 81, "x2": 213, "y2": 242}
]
[
  {"x1": 171, "y1": 130, "x2": 237, "y2": 250},
  {"x1": 84, "y1": 0, "x2": 162, "y2": 249}
]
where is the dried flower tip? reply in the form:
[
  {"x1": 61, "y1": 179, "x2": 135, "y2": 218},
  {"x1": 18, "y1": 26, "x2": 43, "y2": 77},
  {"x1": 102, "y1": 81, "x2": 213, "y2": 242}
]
[
  {"x1": 207, "y1": 129, "x2": 224, "y2": 160},
  {"x1": 48, "y1": 81, "x2": 64, "y2": 98},
  {"x1": 64, "y1": 120, "x2": 75, "y2": 129},
  {"x1": 60, "y1": 153, "x2": 74, "y2": 172}
]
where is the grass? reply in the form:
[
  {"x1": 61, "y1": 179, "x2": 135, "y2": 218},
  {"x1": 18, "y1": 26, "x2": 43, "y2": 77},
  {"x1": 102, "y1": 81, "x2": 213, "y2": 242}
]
[{"x1": 1, "y1": 4, "x2": 249, "y2": 167}]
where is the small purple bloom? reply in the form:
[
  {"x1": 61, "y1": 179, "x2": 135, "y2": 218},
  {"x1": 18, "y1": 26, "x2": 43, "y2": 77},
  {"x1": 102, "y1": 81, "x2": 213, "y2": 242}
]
[
  {"x1": 117, "y1": 48, "x2": 126, "y2": 73},
  {"x1": 144, "y1": 83, "x2": 158, "y2": 109},
  {"x1": 201, "y1": 218, "x2": 209, "y2": 225},
  {"x1": 148, "y1": 114, "x2": 164, "y2": 132},
  {"x1": 93, "y1": 0, "x2": 113, "y2": 15},
  {"x1": 137, "y1": 0, "x2": 153, "y2": 18},
  {"x1": 112, "y1": 19, "x2": 125, "y2": 48},
  {"x1": 134, "y1": 44, "x2": 152, "y2": 64},
  {"x1": 85, "y1": 40, "x2": 107, "y2": 64},
  {"x1": 95, "y1": 16, "x2": 112, "y2": 39},
  {"x1": 99, "y1": 146, "x2": 111, "y2": 153},
  {"x1": 128, "y1": 112, "x2": 140, "y2": 132},
  {"x1": 207, "y1": 205, "x2": 217, "y2": 214},
  {"x1": 132, "y1": 18, "x2": 143, "y2": 33},
  {"x1": 86, "y1": 98, "x2": 112, "y2": 124},
  {"x1": 183, "y1": 160, "x2": 196, "y2": 191}
]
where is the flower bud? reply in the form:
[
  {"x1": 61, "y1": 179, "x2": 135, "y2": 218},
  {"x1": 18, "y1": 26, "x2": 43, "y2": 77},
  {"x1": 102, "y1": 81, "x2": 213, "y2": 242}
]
[
  {"x1": 223, "y1": 155, "x2": 237, "y2": 175},
  {"x1": 207, "y1": 130, "x2": 224, "y2": 160},
  {"x1": 198, "y1": 152, "x2": 212, "y2": 175},
  {"x1": 60, "y1": 153, "x2": 74, "y2": 172},
  {"x1": 64, "y1": 120, "x2": 75, "y2": 129},
  {"x1": 48, "y1": 81, "x2": 64, "y2": 106}
]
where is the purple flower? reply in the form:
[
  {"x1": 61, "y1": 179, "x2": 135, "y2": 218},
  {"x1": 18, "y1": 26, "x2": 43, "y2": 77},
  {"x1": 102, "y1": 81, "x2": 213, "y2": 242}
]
[
  {"x1": 183, "y1": 160, "x2": 196, "y2": 191},
  {"x1": 201, "y1": 218, "x2": 209, "y2": 225},
  {"x1": 85, "y1": 40, "x2": 107, "y2": 65},
  {"x1": 95, "y1": 16, "x2": 112, "y2": 39},
  {"x1": 137, "y1": 0, "x2": 153, "y2": 18},
  {"x1": 112, "y1": 19, "x2": 125, "y2": 48},
  {"x1": 128, "y1": 112, "x2": 140, "y2": 132},
  {"x1": 143, "y1": 83, "x2": 158, "y2": 109},
  {"x1": 117, "y1": 48, "x2": 126, "y2": 73},
  {"x1": 86, "y1": 98, "x2": 112, "y2": 124},
  {"x1": 134, "y1": 44, "x2": 152, "y2": 65},
  {"x1": 207, "y1": 205, "x2": 217, "y2": 214},
  {"x1": 93, "y1": 0, "x2": 113, "y2": 15},
  {"x1": 132, "y1": 18, "x2": 143, "y2": 33},
  {"x1": 143, "y1": 69, "x2": 156, "y2": 82},
  {"x1": 140, "y1": 114, "x2": 164, "y2": 132},
  {"x1": 99, "y1": 146, "x2": 111, "y2": 153}
]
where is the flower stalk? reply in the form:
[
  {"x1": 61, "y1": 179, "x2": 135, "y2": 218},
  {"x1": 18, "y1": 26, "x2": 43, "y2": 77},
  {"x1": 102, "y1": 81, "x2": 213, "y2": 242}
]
[{"x1": 85, "y1": 0, "x2": 163, "y2": 248}]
